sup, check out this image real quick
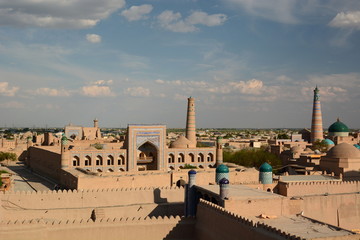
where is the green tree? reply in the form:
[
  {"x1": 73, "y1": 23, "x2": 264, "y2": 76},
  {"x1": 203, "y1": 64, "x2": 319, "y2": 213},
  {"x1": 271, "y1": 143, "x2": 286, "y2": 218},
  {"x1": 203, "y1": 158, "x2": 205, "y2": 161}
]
[
  {"x1": 223, "y1": 148, "x2": 281, "y2": 169},
  {"x1": 312, "y1": 139, "x2": 328, "y2": 153},
  {"x1": 0, "y1": 152, "x2": 17, "y2": 162},
  {"x1": 277, "y1": 133, "x2": 290, "y2": 139}
]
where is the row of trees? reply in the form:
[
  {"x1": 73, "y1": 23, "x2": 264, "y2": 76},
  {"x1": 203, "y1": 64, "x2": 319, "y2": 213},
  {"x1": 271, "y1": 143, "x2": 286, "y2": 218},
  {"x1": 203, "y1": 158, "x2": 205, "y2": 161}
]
[
  {"x1": 0, "y1": 152, "x2": 17, "y2": 162},
  {"x1": 224, "y1": 148, "x2": 281, "y2": 169}
]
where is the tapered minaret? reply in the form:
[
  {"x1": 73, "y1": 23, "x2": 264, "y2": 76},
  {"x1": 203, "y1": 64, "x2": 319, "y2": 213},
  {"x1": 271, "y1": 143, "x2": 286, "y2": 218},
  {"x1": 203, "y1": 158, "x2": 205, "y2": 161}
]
[
  {"x1": 186, "y1": 97, "x2": 197, "y2": 148},
  {"x1": 311, "y1": 86, "x2": 324, "y2": 143}
]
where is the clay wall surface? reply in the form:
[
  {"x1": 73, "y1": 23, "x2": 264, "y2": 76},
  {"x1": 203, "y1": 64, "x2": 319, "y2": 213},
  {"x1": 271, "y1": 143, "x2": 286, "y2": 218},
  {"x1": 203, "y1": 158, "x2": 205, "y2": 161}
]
[
  {"x1": 287, "y1": 194, "x2": 360, "y2": 231},
  {"x1": 222, "y1": 189, "x2": 360, "y2": 231},
  {"x1": 224, "y1": 196, "x2": 285, "y2": 217},
  {"x1": 278, "y1": 181, "x2": 360, "y2": 197},
  {"x1": 0, "y1": 216, "x2": 196, "y2": 240},
  {"x1": 74, "y1": 168, "x2": 259, "y2": 189},
  {"x1": 28, "y1": 146, "x2": 61, "y2": 181},
  {"x1": 0, "y1": 187, "x2": 184, "y2": 222},
  {"x1": 196, "y1": 199, "x2": 302, "y2": 240}
]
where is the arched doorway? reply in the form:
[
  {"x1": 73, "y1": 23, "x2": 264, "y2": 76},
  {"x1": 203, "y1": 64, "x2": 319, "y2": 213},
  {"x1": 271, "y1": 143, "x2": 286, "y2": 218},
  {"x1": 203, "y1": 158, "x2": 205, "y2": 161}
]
[{"x1": 137, "y1": 141, "x2": 158, "y2": 170}]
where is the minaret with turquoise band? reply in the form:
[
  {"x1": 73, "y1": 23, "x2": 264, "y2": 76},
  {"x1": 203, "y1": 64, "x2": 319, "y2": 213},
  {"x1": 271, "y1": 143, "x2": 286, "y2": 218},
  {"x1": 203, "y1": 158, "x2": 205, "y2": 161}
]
[
  {"x1": 311, "y1": 86, "x2": 324, "y2": 143},
  {"x1": 186, "y1": 97, "x2": 197, "y2": 148}
]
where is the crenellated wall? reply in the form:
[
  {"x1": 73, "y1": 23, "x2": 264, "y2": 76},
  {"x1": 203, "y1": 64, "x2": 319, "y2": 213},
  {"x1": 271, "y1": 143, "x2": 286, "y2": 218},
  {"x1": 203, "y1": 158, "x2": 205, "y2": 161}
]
[
  {"x1": 278, "y1": 180, "x2": 360, "y2": 197},
  {"x1": 0, "y1": 215, "x2": 196, "y2": 240},
  {"x1": 0, "y1": 187, "x2": 184, "y2": 222},
  {"x1": 195, "y1": 199, "x2": 304, "y2": 240}
]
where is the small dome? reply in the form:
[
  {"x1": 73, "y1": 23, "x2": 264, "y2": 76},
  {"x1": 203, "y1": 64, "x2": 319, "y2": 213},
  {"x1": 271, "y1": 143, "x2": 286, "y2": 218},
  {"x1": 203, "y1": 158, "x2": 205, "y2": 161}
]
[
  {"x1": 188, "y1": 169, "x2": 197, "y2": 175},
  {"x1": 304, "y1": 147, "x2": 313, "y2": 152},
  {"x1": 61, "y1": 135, "x2": 68, "y2": 145},
  {"x1": 354, "y1": 144, "x2": 360, "y2": 150},
  {"x1": 219, "y1": 178, "x2": 229, "y2": 185},
  {"x1": 216, "y1": 164, "x2": 229, "y2": 173},
  {"x1": 291, "y1": 146, "x2": 303, "y2": 154},
  {"x1": 259, "y1": 162, "x2": 272, "y2": 172},
  {"x1": 170, "y1": 136, "x2": 192, "y2": 148},
  {"x1": 326, "y1": 143, "x2": 360, "y2": 159},
  {"x1": 328, "y1": 118, "x2": 349, "y2": 133},
  {"x1": 323, "y1": 139, "x2": 335, "y2": 145}
]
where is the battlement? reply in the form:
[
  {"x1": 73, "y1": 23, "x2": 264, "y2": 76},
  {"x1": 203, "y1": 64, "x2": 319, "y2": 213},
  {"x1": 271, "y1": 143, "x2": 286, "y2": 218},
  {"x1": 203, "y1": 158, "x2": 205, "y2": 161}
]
[
  {"x1": 0, "y1": 215, "x2": 183, "y2": 227},
  {"x1": 198, "y1": 199, "x2": 255, "y2": 227},
  {"x1": 197, "y1": 199, "x2": 305, "y2": 240},
  {"x1": 1, "y1": 186, "x2": 182, "y2": 195},
  {"x1": 278, "y1": 180, "x2": 360, "y2": 197}
]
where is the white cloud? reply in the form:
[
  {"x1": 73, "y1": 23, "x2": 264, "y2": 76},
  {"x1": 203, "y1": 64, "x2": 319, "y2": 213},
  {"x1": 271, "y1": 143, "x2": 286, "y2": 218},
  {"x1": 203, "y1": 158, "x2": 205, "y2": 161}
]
[
  {"x1": 86, "y1": 34, "x2": 102, "y2": 43},
  {"x1": 0, "y1": 0, "x2": 126, "y2": 29},
  {"x1": 225, "y1": 0, "x2": 298, "y2": 24},
  {"x1": 31, "y1": 87, "x2": 71, "y2": 97},
  {"x1": 0, "y1": 82, "x2": 19, "y2": 96},
  {"x1": 92, "y1": 79, "x2": 113, "y2": 85},
  {"x1": 187, "y1": 11, "x2": 227, "y2": 26},
  {"x1": 329, "y1": 11, "x2": 360, "y2": 29},
  {"x1": 124, "y1": 87, "x2": 150, "y2": 97},
  {"x1": 0, "y1": 101, "x2": 24, "y2": 109},
  {"x1": 230, "y1": 79, "x2": 264, "y2": 94},
  {"x1": 81, "y1": 85, "x2": 115, "y2": 97},
  {"x1": 121, "y1": 4, "x2": 153, "y2": 21},
  {"x1": 155, "y1": 79, "x2": 165, "y2": 84},
  {"x1": 157, "y1": 10, "x2": 227, "y2": 33}
]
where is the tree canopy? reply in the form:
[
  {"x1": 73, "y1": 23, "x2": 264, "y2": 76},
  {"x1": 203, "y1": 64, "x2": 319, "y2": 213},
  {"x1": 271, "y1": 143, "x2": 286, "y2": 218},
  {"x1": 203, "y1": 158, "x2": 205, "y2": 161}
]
[
  {"x1": 224, "y1": 148, "x2": 281, "y2": 169},
  {"x1": 0, "y1": 152, "x2": 17, "y2": 162}
]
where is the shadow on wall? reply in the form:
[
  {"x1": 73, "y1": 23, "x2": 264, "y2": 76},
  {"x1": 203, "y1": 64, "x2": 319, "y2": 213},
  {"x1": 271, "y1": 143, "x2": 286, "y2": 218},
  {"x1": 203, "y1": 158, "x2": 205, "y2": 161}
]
[
  {"x1": 154, "y1": 188, "x2": 168, "y2": 204},
  {"x1": 148, "y1": 188, "x2": 184, "y2": 218},
  {"x1": 164, "y1": 217, "x2": 196, "y2": 240}
]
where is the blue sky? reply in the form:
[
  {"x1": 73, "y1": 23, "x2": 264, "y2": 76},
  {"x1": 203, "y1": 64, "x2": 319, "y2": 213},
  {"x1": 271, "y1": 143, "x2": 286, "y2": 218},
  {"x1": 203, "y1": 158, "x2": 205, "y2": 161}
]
[{"x1": 0, "y1": 0, "x2": 359, "y2": 129}]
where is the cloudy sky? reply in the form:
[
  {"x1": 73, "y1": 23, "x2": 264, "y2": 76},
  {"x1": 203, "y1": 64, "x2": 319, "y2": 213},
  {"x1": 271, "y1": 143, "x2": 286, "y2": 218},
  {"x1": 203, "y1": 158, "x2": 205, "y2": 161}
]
[{"x1": 0, "y1": 0, "x2": 359, "y2": 129}]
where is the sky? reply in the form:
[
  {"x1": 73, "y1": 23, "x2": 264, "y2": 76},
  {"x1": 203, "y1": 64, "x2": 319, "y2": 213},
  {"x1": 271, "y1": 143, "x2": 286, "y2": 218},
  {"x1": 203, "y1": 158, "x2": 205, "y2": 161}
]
[{"x1": 0, "y1": 0, "x2": 359, "y2": 129}]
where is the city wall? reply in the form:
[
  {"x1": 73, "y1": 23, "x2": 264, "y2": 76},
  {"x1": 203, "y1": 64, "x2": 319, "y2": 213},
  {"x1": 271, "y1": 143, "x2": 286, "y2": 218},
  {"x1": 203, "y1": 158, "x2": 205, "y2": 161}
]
[
  {"x1": 223, "y1": 189, "x2": 360, "y2": 231},
  {"x1": 196, "y1": 199, "x2": 304, "y2": 240},
  {"x1": 0, "y1": 215, "x2": 196, "y2": 240},
  {"x1": 73, "y1": 168, "x2": 259, "y2": 189},
  {"x1": 278, "y1": 181, "x2": 360, "y2": 197},
  {"x1": 28, "y1": 146, "x2": 61, "y2": 181},
  {"x1": 0, "y1": 187, "x2": 184, "y2": 222}
]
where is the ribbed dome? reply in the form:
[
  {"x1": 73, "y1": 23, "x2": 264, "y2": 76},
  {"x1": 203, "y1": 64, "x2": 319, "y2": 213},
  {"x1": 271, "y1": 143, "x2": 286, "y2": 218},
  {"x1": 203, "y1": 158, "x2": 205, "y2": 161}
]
[
  {"x1": 170, "y1": 135, "x2": 192, "y2": 148},
  {"x1": 326, "y1": 143, "x2": 360, "y2": 159},
  {"x1": 259, "y1": 162, "x2": 272, "y2": 172},
  {"x1": 328, "y1": 119, "x2": 349, "y2": 133},
  {"x1": 216, "y1": 164, "x2": 229, "y2": 173}
]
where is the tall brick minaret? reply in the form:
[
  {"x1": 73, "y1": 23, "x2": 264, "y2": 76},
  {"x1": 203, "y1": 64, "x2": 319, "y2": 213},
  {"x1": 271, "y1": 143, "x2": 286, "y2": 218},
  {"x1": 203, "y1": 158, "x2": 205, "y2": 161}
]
[
  {"x1": 311, "y1": 86, "x2": 324, "y2": 143},
  {"x1": 186, "y1": 97, "x2": 197, "y2": 148}
]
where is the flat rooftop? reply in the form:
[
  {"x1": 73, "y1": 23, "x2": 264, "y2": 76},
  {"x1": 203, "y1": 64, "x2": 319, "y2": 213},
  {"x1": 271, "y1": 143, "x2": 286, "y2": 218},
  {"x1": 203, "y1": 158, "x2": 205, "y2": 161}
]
[
  {"x1": 279, "y1": 175, "x2": 340, "y2": 182},
  {"x1": 250, "y1": 215, "x2": 357, "y2": 239},
  {"x1": 195, "y1": 184, "x2": 284, "y2": 200}
]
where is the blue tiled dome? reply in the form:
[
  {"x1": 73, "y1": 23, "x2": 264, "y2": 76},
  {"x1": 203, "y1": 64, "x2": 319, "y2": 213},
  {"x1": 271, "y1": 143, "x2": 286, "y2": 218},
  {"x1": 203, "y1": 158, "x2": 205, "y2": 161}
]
[
  {"x1": 216, "y1": 164, "x2": 229, "y2": 173},
  {"x1": 259, "y1": 162, "x2": 272, "y2": 172},
  {"x1": 323, "y1": 139, "x2": 335, "y2": 145},
  {"x1": 219, "y1": 178, "x2": 229, "y2": 185},
  {"x1": 328, "y1": 118, "x2": 349, "y2": 133},
  {"x1": 188, "y1": 169, "x2": 197, "y2": 175}
]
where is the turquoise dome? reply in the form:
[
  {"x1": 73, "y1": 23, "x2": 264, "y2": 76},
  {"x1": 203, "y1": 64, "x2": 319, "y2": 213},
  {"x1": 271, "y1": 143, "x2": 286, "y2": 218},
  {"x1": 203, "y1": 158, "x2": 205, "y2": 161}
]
[
  {"x1": 259, "y1": 162, "x2": 272, "y2": 172},
  {"x1": 323, "y1": 139, "x2": 335, "y2": 145},
  {"x1": 61, "y1": 135, "x2": 68, "y2": 145},
  {"x1": 216, "y1": 164, "x2": 229, "y2": 173},
  {"x1": 354, "y1": 144, "x2": 360, "y2": 150},
  {"x1": 328, "y1": 119, "x2": 349, "y2": 133}
]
